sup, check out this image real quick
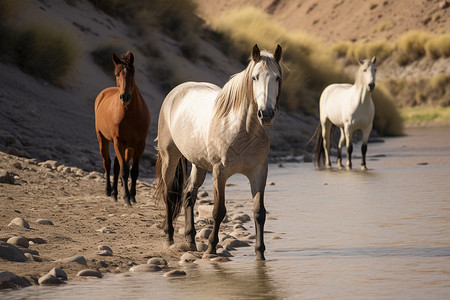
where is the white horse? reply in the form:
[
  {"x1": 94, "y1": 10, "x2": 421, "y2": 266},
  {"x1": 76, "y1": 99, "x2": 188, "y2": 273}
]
[
  {"x1": 313, "y1": 57, "x2": 376, "y2": 170},
  {"x1": 155, "y1": 44, "x2": 282, "y2": 260}
]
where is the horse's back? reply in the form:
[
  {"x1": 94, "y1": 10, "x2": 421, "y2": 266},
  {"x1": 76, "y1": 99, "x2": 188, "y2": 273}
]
[{"x1": 158, "y1": 82, "x2": 220, "y2": 169}]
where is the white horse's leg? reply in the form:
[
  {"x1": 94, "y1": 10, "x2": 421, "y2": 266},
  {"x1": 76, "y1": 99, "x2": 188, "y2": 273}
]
[
  {"x1": 206, "y1": 164, "x2": 227, "y2": 255},
  {"x1": 344, "y1": 125, "x2": 353, "y2": 170},
  {"x1": 337, "y1": 127, "x2": 345, "y2": 169},
  {"x1": 184, "y1": 165, "x2": 207, "y2": 250},
  {"x1": 360, "y1": 124, "x2": 373, "y2": 170},
  {"x1": 321, "y1": 120, "x2": 333, "y2": 168},
  {"x1": 248, "y1": 160, "x2": 268, "y2": 260}
]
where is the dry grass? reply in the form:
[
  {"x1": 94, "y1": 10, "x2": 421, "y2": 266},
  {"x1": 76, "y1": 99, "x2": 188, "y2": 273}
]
[
  {"x1": 425, "y1": 34, "x2": 450, "y2": 59},
  {"x1": 400, "y1": 106, "x2": 450, "y2": 124},
  {"x1": 214, "y1": 7, "x2": 402, "y2": 135}
]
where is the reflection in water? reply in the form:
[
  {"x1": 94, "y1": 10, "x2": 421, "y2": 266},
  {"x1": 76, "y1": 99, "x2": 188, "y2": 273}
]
[{"x1": 2, "y1": 128, "x2": 450, "y2": 299}]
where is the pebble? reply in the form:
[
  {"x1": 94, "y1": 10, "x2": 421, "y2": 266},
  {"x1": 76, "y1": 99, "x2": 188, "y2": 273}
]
[
  {"x1": 147, "y1": 257, "x2": 167, "y2": 266},
  {"x1": 180, "y1": 252, "x2": 200, "y2": 264},
  {"x1": 36, "y1": 219, "x2": 54, "y2": 225},
  {"x1": 13, "y1": 162, "x2": 22, "y2": 169},
  {"x1": 197, "y1": 228, "x2": 212, "y2": 239},
  {"x1": 39, "y1": 160, "x2": 61, "y2": 170},
  {"x1": 38, "y1": 274, "x2": 64, "y2": 285},
  {"x1": 0, "y1": 243, "x2": 27, "y2": 262},
  {"x1": 8, "y1": 217, "x2": 30, "y2": 229},
  {"x1": 6, "y1": 236, "x2": 29, "y2": 248},
  {"x1": 56, "y1": 255, "x2": 87, "y2": 265},
  {"x1": 232, "y1": 213, "x2": 251, "y2": 223},
  {"x1": 96, "y1": 227, "x2": 115, "y2": 233},
  {"x1": 163, "y1": 270, "x2": 186, "y2": 278},
  {"x1": 199, "y1": 191, "x2": 209, "y2": 198},
  {"x1": 97, "y1": 250, "x2": 113, "y2": 256},
  {"x1": 0, "y1": 271, "x2": 32, "y2": 288},
  {"x1": 211, "y1": 256, "x2": 231, "y2": 263},
  {"x1": 195, "y1": 241, "x2": 208, "y2": 252},
  {"x1": 48, "y1": 267, "x2": 68, "y2": 280},
  {"x1": 217, "y1": 248, "x2": 233, "y2": 257},
  {"x1": 77, "y1": 269, "x2": 102, "y2": 278},
  {"x1": 129, "y1": 264, "x2": 162, "y2": 272},
  {"x1": 0, "y1": 170, "x2": 15, "y2": 184},
  {"x1": 197, "y1": 204, "x2": 214, "y2": 220},
  {"x1": 221, "y1": 239, "x2": 250, "y2": 248},
  {"x1": 98, "y1": 245, "x2": 113, "y2": 253}
]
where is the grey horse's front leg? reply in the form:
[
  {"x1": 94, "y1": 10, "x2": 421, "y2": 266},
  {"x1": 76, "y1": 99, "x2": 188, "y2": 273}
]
[
  {"x1": 249, "y1": 161, "x2": 268, "y2": 260},
  {"x1": 206, "y1": 165, "x2": 227, "y2": 255}
]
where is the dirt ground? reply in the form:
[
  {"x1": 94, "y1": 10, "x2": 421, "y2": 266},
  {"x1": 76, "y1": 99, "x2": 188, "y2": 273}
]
[{"x1": 0, "y1": 150, "x2": 199, "y2": 286}]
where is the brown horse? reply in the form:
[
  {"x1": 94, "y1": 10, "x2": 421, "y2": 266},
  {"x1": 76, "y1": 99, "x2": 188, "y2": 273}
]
[{"x1": 94, "y1": 51, "x2": 151, "y2": 206}]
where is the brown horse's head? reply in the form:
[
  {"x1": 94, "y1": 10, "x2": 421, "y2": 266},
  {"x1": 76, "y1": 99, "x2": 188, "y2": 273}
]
[{"x1": 112, "y1": 51, "x2": 135, "y2": 105}]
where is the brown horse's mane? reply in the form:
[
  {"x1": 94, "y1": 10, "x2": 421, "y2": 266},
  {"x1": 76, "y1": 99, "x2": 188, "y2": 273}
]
[{"x1": 213, "y1": 50, "x2": 282, "y2": 121}]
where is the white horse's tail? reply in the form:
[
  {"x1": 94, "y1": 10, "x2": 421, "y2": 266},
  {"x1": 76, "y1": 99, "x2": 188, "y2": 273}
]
[{"x1": 311, "y1": 123, "x2": 336, "y2": 168}]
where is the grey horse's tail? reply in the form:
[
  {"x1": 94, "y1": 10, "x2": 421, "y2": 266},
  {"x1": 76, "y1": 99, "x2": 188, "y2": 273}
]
[{"x1": 155, "y1": 154, "x2": 187, "y2": 222}]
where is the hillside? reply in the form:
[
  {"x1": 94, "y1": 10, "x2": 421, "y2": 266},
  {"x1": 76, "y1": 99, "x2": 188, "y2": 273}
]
[
  {"x1": 194, "y1": 0, "x2": 450, "y2": 44},
  {"x1": 0, "y1": 0, "x2": 319, "y2": 174}
]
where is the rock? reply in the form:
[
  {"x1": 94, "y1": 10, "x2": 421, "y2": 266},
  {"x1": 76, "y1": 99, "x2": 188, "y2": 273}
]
[
  {"x1": 233, "y1": 224, "x2": 247, "y2": 230},
  {"x1": 6, "y1": 236, "x2": 29, "y2": 248},
  {"x1": 0, "y1": 243, "x2": 27, "y2": 262},
  {"x1": 96, "y1": 250, "x2": 113, "y2": 256},
  {"x1": 36, "y1": 219, "x2": 54, "y2": 225},
  {"x1": 211, "y1": 256, "x2": 231, "y2": 263},
  {"x1": 163, "y1": 270, "x2": 186, "y2": 277},
  {"x1": 439, "y1": 1, "x2": 449, "y2": 9},
  {"x1": 39, "y1": 160, "x2": 61, "y2": 170},
  {"x1": 38, "y1": 274, "x2": 64, "y2": 285},
  {"x1": 97, "y1": 245, "x2": 113, "y2": 253},
  {"x1": 13, "y1": 162, "x2": 22, "y2": 170},
  {"x1": 197, "y1": 204, "x2": 214, "y2": 220},
  {"x1": 230, "y1": 230, "x2": 252, "y2": 239},
  {"x1": 8, "y1": 217, "x2": 30, "y2": 229},
  {"x1": 129, "y1": 264, "x2": 162, "y2": 272},
  {"x1": 199, "y1": 191, "x2": 209, "y2": 198},
  {"x1": 147, "y1": 257, "x2": 167, "y2": 266},
  {"x1": 56, "y1": 255, "x2": 87, "y2": 265},
  {"x1": 0, "y1": 170, "x2": 15, "y2": 184},
  {"x1": 221, "y1": 239, "x2": 250, "y2": 248},
  {"x1": 217, "y1": 248, "x2": 233, "y2": 257},
  {"x1": 232, "y1": 213, "x2": 251, "y2": 223},
  {"x1": 96, "y1": 227, "x2": 115, "y2": 233},
  {"x1": 198, "y1": 228, "x2": 212, "y2": 239},
  {"x1": 180, "y1": 252, "x2": 200, "y2": 264},
  {"x1": 195, "y1": 241, "x2": 208, "y2": 252},
  {"x1": 0, "y1": 271, "x2": 32, "y2": 289},
  {"x1": 77, "y1": 269, "x2": 102, "y2": 278},
  {"x1": 48, "y1": 268, "x2": 68, "y2": 281},
  {"x1": 29, "y1": 237, "x2": 46, "y2": 244}
]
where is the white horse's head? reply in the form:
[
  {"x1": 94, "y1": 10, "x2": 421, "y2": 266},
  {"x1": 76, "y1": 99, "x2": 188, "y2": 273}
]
[
  {"x1": 358, "y1": 56, "x2": 377, "y2": 92},
  {"x1": 251, "y1": 44, "x2": 282, "y2": 126}
]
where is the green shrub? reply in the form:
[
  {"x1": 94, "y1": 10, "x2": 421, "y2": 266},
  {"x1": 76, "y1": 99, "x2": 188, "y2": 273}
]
[
  {"x1": 395, "y1": 31, "x2": 432, "y2": 65},
  {"x1": 214, "y1": 7, "x2": 403, "y2": 135},
  {"x1": 425, "y1": 34, "x2": 450, "y2": 59},
  {"x1": 14, "y1": 26, "x2": 80, "y2": 84}
]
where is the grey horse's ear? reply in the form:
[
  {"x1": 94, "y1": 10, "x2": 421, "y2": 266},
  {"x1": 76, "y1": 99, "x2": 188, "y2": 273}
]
[
  {"x1": 274, "y1": 44, "x2": 282, "y2": 62},
  {"x1": 112, "y1": 53, "x2": 121, "y2": 65},
  {"x1": 358, "y1": 58, "x2": 364, "y2": 65},
  {"x1": 252, "y1": 44, "x2": 261, "y2": 62},
  {"x1": 371, "y1": 56, "x2": 377, "y2": 64}
]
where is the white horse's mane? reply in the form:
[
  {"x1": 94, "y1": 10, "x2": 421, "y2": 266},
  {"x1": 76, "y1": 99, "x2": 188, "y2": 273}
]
[{"x1": 213, "y1": 50, "x2": 281, "y2": 121}]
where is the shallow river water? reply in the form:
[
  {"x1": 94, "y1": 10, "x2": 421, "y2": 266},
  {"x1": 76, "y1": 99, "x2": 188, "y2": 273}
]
[{"x1": 2, "y1": 127, "x2": 450, "y2": 299}]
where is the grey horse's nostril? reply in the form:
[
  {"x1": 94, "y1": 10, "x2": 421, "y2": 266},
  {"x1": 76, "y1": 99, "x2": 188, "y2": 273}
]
[{"x1": 258, "y1": 109, "x2": 263, "y2": 119}]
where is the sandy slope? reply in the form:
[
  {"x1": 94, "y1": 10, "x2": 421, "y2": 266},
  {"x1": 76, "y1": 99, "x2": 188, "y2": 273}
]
[{"x1": 194, "y1": 0, "x2": 450, "y2": 44}]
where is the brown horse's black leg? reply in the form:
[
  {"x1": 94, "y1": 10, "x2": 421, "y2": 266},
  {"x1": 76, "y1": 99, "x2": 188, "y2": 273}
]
[
  {"x1": 98, "y1": 135, "x2": 112, "y2": 196},
  {"x1": 206, "y1": 165, "x2": 226, "y2": 255},
  {"x1": 347, "y1": 143, "x2": 353, "y2": 170},
  {"x1": 129, "y1": 164, "x2": 139, "y2": 203},
  {"x1": 120, "y1": 161, "x2": 131, "y2": 206},
  {"x1": 112, "y1": 157, "x2": 119, "y2": 201}
]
